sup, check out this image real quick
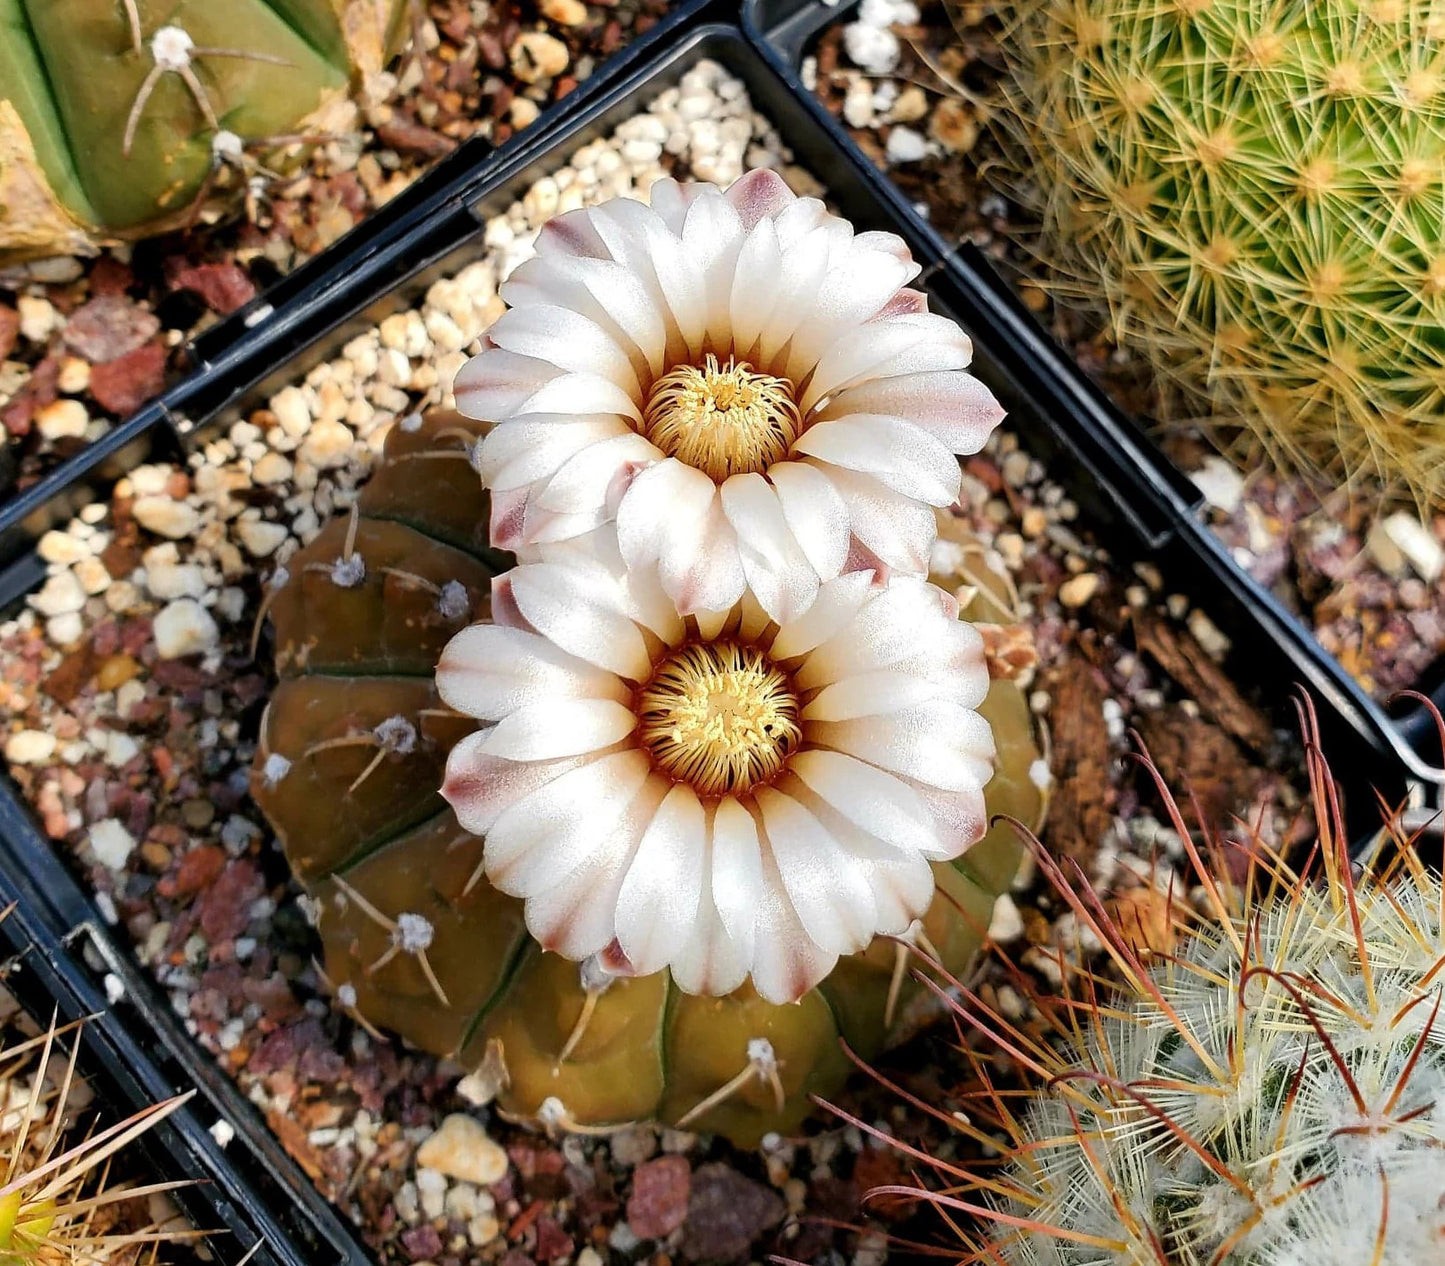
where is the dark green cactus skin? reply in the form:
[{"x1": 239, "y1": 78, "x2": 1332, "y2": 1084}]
[
  {"x1": 251, "y1": 411, "x2": 1041, "y2": 1147},
  {"x1": 0, "y1": 0, "x2": 405, "y2": 241}
]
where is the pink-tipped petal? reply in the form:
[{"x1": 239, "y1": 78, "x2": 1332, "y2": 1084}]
[
  {"x1": 442, "y1": 735, "x2": 588, "y2": 835},
  {"x1": 725, "y1": 167, "x2": 796, "y2": 230},
  {"x1": 614, "y1": 784, "x2": 707, "y2": 976},
  {"x1": 437, "y1": 624, "x2": 627, "y2": 720},
  {"x1": 796, "y1": 415, "x2": 962, "y2": 505},
  {"x1": 508, "y1": 561, "x2": 653, "y2": 679}
]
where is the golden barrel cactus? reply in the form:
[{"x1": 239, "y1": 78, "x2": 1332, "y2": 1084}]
[
  {"x1": 0, "y1": 0, "x2": 406, "y2": 255},
  {"x1": 997, "y1": 0, "x2": 1445, "y2": 500},
  {"x1": 249, "y1": 409, "x2": 1045, "y2": 1147}
]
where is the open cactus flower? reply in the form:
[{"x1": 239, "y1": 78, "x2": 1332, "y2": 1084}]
[
  {"x1": 456, "y1": 168, "x2": 1006, "y2": 622},
  {"x1": 437, "y1": 550, "x2": 994, "y2": 1005}
]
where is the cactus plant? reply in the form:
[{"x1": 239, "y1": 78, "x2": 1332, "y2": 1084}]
[
  {"x1": 862, "y1": 704, "x2": 1445, "y2": 1263},
  {"x1": 0, "y1": 0, "x2": 407, "y2": 255},
  {"x1": 996, "y1": 0, "x2": 1445, "y2": 501},
  {"x1": 249, "y1": 407, "x2": 1047, "y2": 1147}
]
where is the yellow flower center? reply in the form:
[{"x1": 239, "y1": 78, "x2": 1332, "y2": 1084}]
[
  {"x1": 642, "y1": 354, "x2": 802, "y2": 481},
  {"x1": 637, "y1": 641, "x2": 801, "y2": 796}
]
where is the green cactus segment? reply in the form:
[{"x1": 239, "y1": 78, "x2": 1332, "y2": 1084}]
[
  {"x1": 259, "y1": 0, "x2": 356, "y2": 66},
  {"x1": 251, "y1": 410, "x2": 1037, "y2": 1147},
  {"x1": 1000, "y1": 0, "x2": 1445, "y2": 497},
  {"x1": 21, "y1": 0, "x2": 347, "y2": 229},
  {"x1": 961, "y1": 680, "x2": 1042, "y2": 895},
  {"x1": 0, "y1": 0, "x2": 94, "y2": 224}
]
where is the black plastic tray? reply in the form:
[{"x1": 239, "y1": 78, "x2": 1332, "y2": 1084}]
[
  {"x1": 740, "y1": 0, "x2": 1445, "y2": 784},
  {"x1": 0, "y1": 14, "x2": 1432, "y2": 1266}
]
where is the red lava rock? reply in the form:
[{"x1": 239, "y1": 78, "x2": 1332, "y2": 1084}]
[
  {"x1": 0, "y1": 305, "x2": 18, "y2": 360},
  {"x1": 248, "y1": 1025, "x2": 298, "y2": 1075},
  {"x1": 681, "y1": 1164, "x2": 785, "y2": 1262},
  {"x1": 162, "y1": 843, "x2": 227, "y2": 898},
  {"x1": 377, "y1": 118, "x2": 458, "y2": 157},
  {"x1": 89, "y1": 256, "x2": 135, "y2": 297},
  {"x1": 198, "y1": 859, "x2": 263, "y2": 942},
  {"x1": 401, "y1": 1225, "x2": 443, "y2": 1262},
  {"x1": 63, "y1": 295, "x2": 160, "y2": 364},
  {"x1": 2, "y1": 355, "x2": 60, "y2": 436},
  {"x1": 169, "y1": 263, "x2": 257, "y2": 316},
  {"x1": 626, "y1": 1155, "x2": 691, "y2": 1240},
  {"x1": 533, "y1": 1216, "x2": 572, "y2": 1262},
  {"x1": 89, "y1": 340, "x2": 165, "y2": 416}
]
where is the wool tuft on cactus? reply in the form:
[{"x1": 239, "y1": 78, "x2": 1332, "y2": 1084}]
[
  {"x1": 996, "y1": 0, "x2": 1445, "y2": 501},
  {"x1": 862, "y1": 701, "x2": 1445, "y2": 1264},
  {"x1": 0, "y1": 0, "x2": 408, "y2": 255}
]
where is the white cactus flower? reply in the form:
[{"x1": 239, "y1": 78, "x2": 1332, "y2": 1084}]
[
  {"x1": 456, "y1": 168, "x2": 1005, "y2": 624},
  {"x1": 437, "y1": 552, "x2": 994, "y2": 1005}
]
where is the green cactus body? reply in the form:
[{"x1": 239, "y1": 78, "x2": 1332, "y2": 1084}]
[
  {"x1": 998, "y1": 0, "x2": 1445, "y2": 499},
  {"x1": 251, "y1": 410, "x2": 1041, "y2": 1147},
  {"x1": 0, "y1": 0, "x2": 405, "y2": 251}
]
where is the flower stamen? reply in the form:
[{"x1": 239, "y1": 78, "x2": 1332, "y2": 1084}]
[
  {"x1": 637, "y1": 642, "x2": 801, "y2": 796},
  {"x1": 642, "y1": 355, "x2": 801, "y2": 481}
]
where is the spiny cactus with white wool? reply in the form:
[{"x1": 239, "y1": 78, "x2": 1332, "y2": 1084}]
[{"x1": 870, "y1": 710, "x2": 1445, "y2": 1264}]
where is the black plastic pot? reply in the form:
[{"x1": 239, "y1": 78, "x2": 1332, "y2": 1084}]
[
  {"x1": 741, "y1": 0, "x2": 1445, "y2": 785},
  {"x1": 0, "y1": 12, "x2": 1432, "y2": 1266}
]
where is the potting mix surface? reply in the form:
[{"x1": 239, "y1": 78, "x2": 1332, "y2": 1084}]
[{"x1": 0, "y1": 47, "x2": 1333, "y2": 1264}]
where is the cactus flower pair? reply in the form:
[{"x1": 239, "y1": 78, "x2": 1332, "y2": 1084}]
[{"x1": 441, "y1": 169, "x2": 1008, "y2": 1006}]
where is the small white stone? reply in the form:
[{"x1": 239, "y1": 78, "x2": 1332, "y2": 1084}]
[
  {"x1": 153, "y1": 598, "x2": 219, "y2": 659},
  {"x1": 37, "y1": 530, "x2": 87, "y2": 565},
  {"x1": 35, "y1": 398, "x2": 88, "y2": 441},
  {"x1": 89, "y1": 818, "x2": 137, "y2": 870},
  {"x1": 270, "y1": 385, "x2": 312, "y2": 437},
  {"x1": 415, "y1": 1115, "x2": 509, "y2": 1186},
  {"x1": 30, "y1": 570, "x2": 86, "y2": 616},
  {"x1": 235, "y1": 519, "x2": 289, "y2": 558},
  {"x1": 17, "y1": 295, "x2": 60, "y2": 343},
  {"x1": 1381, "y1": 511, "x2": 1444, "y2": 583},
  {"x1": 57, "y1": 357, "x2": 91, "y2": 394},
  {"x1": 105, "y1": 580, "x2": 143, "y2": 614},
  {"x1": 4, "y1": 730, "x2": 57, "y2": 766},
  {"x1": 988, "y1": 894, "x2": 1024, "y2": 943},
  {"x1": 133, "y1": 496, "x2": 201, "y2": 540},
  {"x1": 46, "y1": 612, "x2": 84, "y2": 646},
  {"x1": 73, "y1": 555, "x2": 111, "y2": 595},
  {"x1": 251, "y1": 451, "x2": 293, "y2": 486},
  {"x1": 1188, "y1": 456, "x2": 1245, "y2": 516},
  {"x1": 300, "y1": 419, "x2": 355, "y2": 469},
  {"x1": 145, "y1": 562, "x2": 207, "y2": 600},
  {"x1": 104, "y1": 731, "x2": 141, "y2": 767},
  {"x1": 843, "y1": 21, "x2": 900, "y2": 74},
  {"x1": 416, "y1": 1168, "x2": 448, "y2": 1221},
  {"x1": 884, "y1": 125, "x2": 928, "y2": 164}
]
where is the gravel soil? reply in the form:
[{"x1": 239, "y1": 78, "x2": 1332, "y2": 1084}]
[
  {"x1": 0, "y1": 0, "x2": 667, "y2": 509},
  {"x1": 805, "y1": 0, "x2": 1445, "y2": 713},
  {"x1": 0, "y1": 52, "x2": 1329, "y2": 1265}
]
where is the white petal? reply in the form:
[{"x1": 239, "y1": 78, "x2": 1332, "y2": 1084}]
[
  {"x1": 785, "y1": 248, "x2": 918, "y2": 381},
  {"x1": 509, "y1": 561, "x2": 652, "y2": 679},
  {"x1": 750, "y1": 846, "x2": 837, "y2": 1005},
  {"x1": 767, "y1": 461, "x2": 849, "y2": 583},
  {"x1": 441, "y1": 734, "x2": 588, "y2": 835},
  {"x1": 523, "y1": 776, "x2": 666, "y2": 958},
  {"x1": 769, "y1": 570, "x2": 877, "y2": 661},
  {"x1": 725, "y1": 168, "x2": 795, "y2": 229},
  {"x1": 614, "y1": 784, "x2": 707, "y2": 976},
  {"x1": 756, "y1": 787, "x2": 876, "y2": 957},
  {"x1": 477, "y1": 415, "x2": 630, "y2": 493},
  {"x1": 681, "y1": 192, "x2": 746, "y2": 347},
  {"x1": 820, "y1": 371, "x2": 1004, "y2": 453},
  {"x1": 671, "y1": 882, "x2": 750, "y2": 996},
  {"x1": 590, "y1": 199, "x2": 708, "y2": 356},
  {"x1": 489, "y1": 487, "x2": 531, "y2": 554},
  {"x1": 728, "y1": 217, "x2": 782, "y2": 357},
  {"x1": 825, "y1": 465, "x2": 937, "y2": 575},
  {"x1": 486, "y1": 749, "x2": 652, "y2": 895},
  {"x1": 906, "y1": 776, "x2": 989, "y2": 859},
  {"x1": 787, "y1": 750, "x2": 945, "y2": 859},
  {"x1": 803, "y1": 313, "x2": 973, "y2": 413},
  {"x1": 802, "y1": 670, "x2": 940, "y2": 721},
  {"x1": 537, "y1": 432, "x2": 659, "y2": 512},
  {"x1": 480, "y1": 697, "x2": 637, "y2": 760},
  {"x1": 797, "y1": 415, "x2": 962, "y2": 505},
  {"x1": 756, "y1": 226, "x2": 832, "y2": 367},
  {"x1": 799, "y1": 575, "x2": 957, "y2": 685},
  {"x1": 436, "y1": 624, "x2": 626, "y2": 720},
  {"x1": 453, "y1": 348, "x2": 559, "y2": 421},
  {"x1": 711, "y1": 796, "x2": 762, "y2": 953},
  {"x1": 809, "y1": 701, "x2": 995, "y2": 794},
  {"x1": 487, "y1": 303, "x2": 641, "y2": 398},
  {"x1": 533, "y1": 206, "x2": 609, "y2": 258},
  {"x1": 648, "y1": 177, "x2": 701, "y2": 234},
  {"x1": 720, "y1": 473, "x2": 819, "y2": 624}
]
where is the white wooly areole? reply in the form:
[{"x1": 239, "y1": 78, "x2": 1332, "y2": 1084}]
[
  {"x1": 455, "y1": 168, "x2": 1006, "y2": 624},
  {"x1": 435, "y1": 550, "x2": 995, "y2": 1007}
]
